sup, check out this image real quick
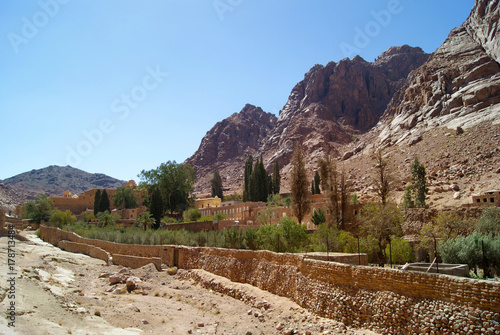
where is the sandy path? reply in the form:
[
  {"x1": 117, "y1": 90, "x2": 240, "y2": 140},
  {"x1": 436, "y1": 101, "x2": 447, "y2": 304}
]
[{"x1": 0, "y1": 232, "x2": 379, "y2": 335}]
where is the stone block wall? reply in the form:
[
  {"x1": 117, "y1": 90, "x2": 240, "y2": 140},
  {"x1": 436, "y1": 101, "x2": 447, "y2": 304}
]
[
  {"x1": 39, "y1": 225, "x2": 500, "y2": 334},
  {"x1": 58, "y1": 240, "x2": 110, "y2": 263}
]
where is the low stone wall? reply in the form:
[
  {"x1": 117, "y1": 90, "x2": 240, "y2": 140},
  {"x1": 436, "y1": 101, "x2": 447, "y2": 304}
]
[
  {"x1": 39, "y1": 225, "x2": 500, "y2": 334},
  {"x1": 111, "y1": 254, "x2": 161, "y2": 271},
  {"x1": 58, "y1": 240, "x2": 110, "y2": 263}
]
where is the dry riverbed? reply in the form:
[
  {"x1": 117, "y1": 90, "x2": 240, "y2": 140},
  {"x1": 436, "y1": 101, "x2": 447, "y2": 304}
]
[{"x1": 0, "y1": 232, "x2": 379, "y2": 335}]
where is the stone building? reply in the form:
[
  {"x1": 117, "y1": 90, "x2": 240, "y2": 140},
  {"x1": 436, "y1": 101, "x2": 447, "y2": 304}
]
[{"x1": 472, "y1": 190, "x2": 500, "y2": 206}]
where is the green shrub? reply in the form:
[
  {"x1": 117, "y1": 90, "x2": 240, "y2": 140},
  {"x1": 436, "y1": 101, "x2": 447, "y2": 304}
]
[{"x1": 385, "y1": 237, "x2": 414, "y2": 264}]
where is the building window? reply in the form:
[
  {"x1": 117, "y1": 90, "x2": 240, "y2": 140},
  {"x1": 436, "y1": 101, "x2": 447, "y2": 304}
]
[
  {"x1": 477, "y1": 199, "x2": 481, "y2": 203},
  {"x1": 491, "y1": 198, "x2": 495, "y2": 203},
  {"x1": 484, "y1": 199, "x2": 488, "y2": 203}
]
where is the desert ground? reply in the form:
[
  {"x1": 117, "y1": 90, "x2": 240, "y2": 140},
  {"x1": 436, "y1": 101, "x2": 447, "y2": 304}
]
[{"x1": 0, "y1": 232, "x2": 379, "y2": 335}]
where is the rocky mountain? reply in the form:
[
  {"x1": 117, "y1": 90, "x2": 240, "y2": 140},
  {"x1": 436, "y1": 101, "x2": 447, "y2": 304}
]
[
  {"x1": 185, "y1": 104, "x2": 277, "y2": 192},
  {"x1": 1, "y1": 165, "x2": 126, "y2": 206},
  {"x1": 261, "y1": 45, "x2": 429, "y2": 170},
  {"x1": 187, "y1": 47, "x2": 429, "y2": 193},
  {"x1": 377, "y1": 0, "x2": 500, "y2": 147}
]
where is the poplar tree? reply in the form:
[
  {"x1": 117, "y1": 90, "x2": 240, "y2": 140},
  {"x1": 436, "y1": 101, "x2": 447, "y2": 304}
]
[
  {"x1": 290, "y1": 144, "x2": 310, "y2": 224},
  {"x1": 411, "y1": 157, "x2": 428, "y2": 208},
  {"x1": 318, "y1": 153, "x2": 339, "y2": 227},
  {"x1": 93, "y1": 189, "x2": 101, "y2": 215}
]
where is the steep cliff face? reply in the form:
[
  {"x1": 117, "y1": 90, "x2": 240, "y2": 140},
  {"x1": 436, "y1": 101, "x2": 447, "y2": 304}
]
[
  {"x1": 262, "y1": 46, "x2": 429, "y2": 169},
  {"x1": 185, "y1": 104, "x2": 277, "y2": 192},
  {"x1": 377, "y1": 0, "x2": 500, "y2": 146}
]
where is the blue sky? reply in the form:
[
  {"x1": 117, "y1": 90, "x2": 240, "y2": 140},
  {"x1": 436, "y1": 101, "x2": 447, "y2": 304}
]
[{"x1": 0, "y1": 0, "x2": 474, "y2": 183}]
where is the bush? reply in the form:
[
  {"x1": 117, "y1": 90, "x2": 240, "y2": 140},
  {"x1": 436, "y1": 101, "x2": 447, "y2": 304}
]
[
  {"x1": 476, "y1": 207, "x2": 500, "y2": 237},
  {"x1": 385, "y1": 237, "x2": 414, "y2": 264},
  {"x1": 183, "y1": 208, "x2": 201, "y2": 222},
  {"x1": 439, "y1": 231, "x2": 500, "y2": 277},
  {"x1": 50, "y1": 209, "x2": 76, "y2": 227}
]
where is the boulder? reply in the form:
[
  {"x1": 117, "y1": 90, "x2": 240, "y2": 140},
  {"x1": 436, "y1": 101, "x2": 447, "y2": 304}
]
[{"x1": 126, "y1": 276, "x2": 142, "y2": 292}]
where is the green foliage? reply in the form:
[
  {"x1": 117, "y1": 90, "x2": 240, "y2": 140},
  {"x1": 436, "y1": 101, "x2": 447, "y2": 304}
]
[
  {"x1": 476, "y1": 207, "x2": 500, "y2": 237},
  {"x1": 50, "y1": 209, "x2": 76, "y2": 227},
  {"x1": 210, "y1": 170, "x2": 224, "y2": 200},
  {"x1": 139, "y1": 161, "x2": 196, "y2": 214},
  {"x1": 411, "y1": 157, "x2": 428, "y2": 208},
  {"x1": 267, "y1": 193, "x2": 285, "y2": 207},
  {"x1": 257, "y1": 207, "x2": 275, "y2": 225},
  {"x1": 223, "y1": 227, "x2": 245, "y2": 249},
  {"x1": 271, "y1": 160, "x2": 281, "y2": 195},
  {"x1": 244, "y1": 228, "x2": 258, "y2": 250},
  {"x1": 402, "y1": 185, "x2": 415, "y2": 209},
  {"x1": 135, "y1": 211, "x2": 156, "y2": 231},
  {"x1": 149, "y1": 187, "x2": 164, "y2": 229},
  {"x1": 93, "y1": 189, "x2": 101, "y2": 216},
  {"x1": 96, "y1": 210, "x2": 120, "y2": 227},
  {"x1": 290, "y1": 144, "x2": 310, "y2": 224},
  {"x1": 80, "y1": 211, "x2": 95, "y2": 223},
  {"x1": 20, "y1": 194, "x2": 53, "y2": 223},
  {"x1": 248, "y1": 156, "x2": 269, "y2": 202},
  {"x1": 385, "y1": 237, "x2": 414, "y2": 264},
  {"x1": 112, "y1": 186, "x2": 138, "y2": 209},
  {"x1": 310, "y1": 223, "x2": 338, "y2": 252},
  {"x1": 98, "y1": 189, "x2": 111, "y2": 214},
  {"x1": 318, "y1": 153, "x2": 339, "y2": 226},
  {"x1": 279, "y1": 216, "x2": 308, "y2": 252},
  {"x1": 313, "y1": 171, "x2": 321, "y2": 195},
  {"x1": 337, "y1": 230, "x2": 357, "y2": 253},
  {"x1": 243, "y1": 155, "x2": 253, "y2": 202},
  {"x1": 283, "y1": 196, "x2": 292, "y2": 208},
  {"x1": 224, "y1": 193, "x2": 242, "y2": 202},
  {"x1": 183, "y1": 208, "x2": 201, "y2": 222},
  {"x1": 360, "y1": 202, "x2": 403, "y2": 266},
  {"x1": 351, "y1": 192, "x2": 359, "y2": 205},
  {"x1": 311, "y1": 209, "x2": 326, "y2": 226},
  {"x1": 439, "y1": 231, "x2": 500, "y2": 277}
]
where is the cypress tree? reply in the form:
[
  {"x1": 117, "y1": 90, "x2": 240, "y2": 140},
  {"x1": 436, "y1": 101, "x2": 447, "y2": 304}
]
[
  {"x1": 256, "y1": 157, "x2": 269, "y2": 202},
  {"x1": 99, "y1": 189, "x2": 110, "y2": 213},
  {"x1": 411, "y1": 157, "x2": 428, "y2": 208},
  {"x1": 150, "y1": 187, "x2": 163, "y2": 229},
  {"x1": 210, "y1": 170, "x2": 223, "y2": 200},
  {"x1": 93, "y1": 189, "x2": 101, "y2": 215},
  {"x1": 243, "y1": 155, "x2": 253, "y2": 202},
  {"x1": 313, "y1": 171, "x2": 321, "y2": 195},
  {"x1": 272, "y1": 160, "x2": 280, "y2": 194}
]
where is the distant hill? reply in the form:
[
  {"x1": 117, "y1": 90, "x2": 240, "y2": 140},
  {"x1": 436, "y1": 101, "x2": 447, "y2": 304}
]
[{"x1": 1, "y1": 165, "x2": 126, "y2": 207}]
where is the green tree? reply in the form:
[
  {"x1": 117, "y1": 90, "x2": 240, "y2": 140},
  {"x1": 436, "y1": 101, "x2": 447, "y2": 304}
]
[
  {"x1": 385, "y1": 237, "x2": 414, "y2": 264},
  {"x1": 476, "y1": 207, "x2": 500, "y2": 237},
  {"x1": 93, "y1": 189, "x2": 101, "y2": 216},
  {"x1": 112, "y1": 186, "x2": 138, "y2": 209},
  {"x1": 49, "y1": 209, "x2": 76, "y2": 226},
  {"x1": 257, "y1": 207, "x2": 275, "y2": 225},
  {"x1": 402, "y1": 185, "x2": 414, "y2": 209},
  {"x1": 183, "y1": 207, "x2": 202, "y2": 222},
  {"x1": 290, "y1": 144, "x2": 310, "y2": 224},
  {"x1": 210, "y1": 170, "x2": 224, "y2": 200},
  {"x1": 313, "y1": 171, "x2": 321, "y2": 195},
  {"x1": 249, "y1": 156, "x2": 269, "y2": 202},
  {"x1": 311, "y1": 208, "x2": 326, "y2": 226},
  {"x1": 351, "y1": 192, "x2": 359, "y2": 205},
  {"x1": 80, "y1": 211, "x2": 95, "y2": 223},
  {"x1": 311, "y1": 223, "x2": 338, "y2": 252},
  {"x1": 20, "y1": 194, "x2": 53, "y2": 224},
  {"x1": 271, "y1": 160, "x2": 281, "y2": 195},
  {"x1": 139, "y1": 161, "x2": 196, "y2": 214},
  {"x1": 96, "y1": 210, "x2": 120, "y2": 227},
  {"x1": 411, "y1": 157, "x2": 428, "y2": 208},
  {"x1": 279, "y1": 216, "x2": 308, "y2": 253},
  {"x1": 135, "y1": 211, "x2": 156, "y2": 231},
  {"x1": 244, "y1": 228, "x2": 258, "y2": 250},
  {"x1": 359, "y1": 202, "x2": 403, "y2": 266},
  {"x1": 98, "y1": 189, "x2": 111, "y2": 213},
  {"x1": 149, "y1": 187, "x2": 164, "y2": 229},
  {"x1": 243, "y1": 155, "x2": 253, "y2": 202}
]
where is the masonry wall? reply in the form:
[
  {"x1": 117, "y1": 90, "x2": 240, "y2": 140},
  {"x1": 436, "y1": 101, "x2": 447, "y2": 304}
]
[{"x1": 39, "y1": 225, "x2": 500, "y2": 333}]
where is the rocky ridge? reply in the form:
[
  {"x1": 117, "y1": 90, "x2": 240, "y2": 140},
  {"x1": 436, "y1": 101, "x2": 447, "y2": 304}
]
[
  {"x1": 1, "y1": 165, "x2": 126, "y2": 205},
  {"x1": 187, "y1": 0, "x2": 500, "y2": 202}
]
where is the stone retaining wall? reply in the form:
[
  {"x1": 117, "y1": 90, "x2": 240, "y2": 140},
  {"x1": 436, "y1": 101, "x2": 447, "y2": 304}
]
[
  {"x1": 39, "y1": 225, "x2": 500, "y2": 334},
  {"x1": 111, "y1": 254, "x2": 161, "y2": 271},
  {"x1": 58, "y1": 240, "x2": 110, "y2": 263}
]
